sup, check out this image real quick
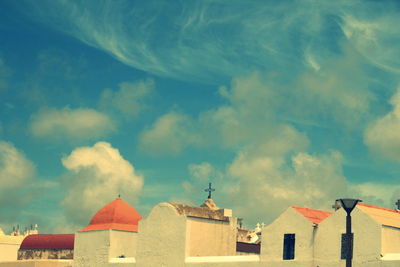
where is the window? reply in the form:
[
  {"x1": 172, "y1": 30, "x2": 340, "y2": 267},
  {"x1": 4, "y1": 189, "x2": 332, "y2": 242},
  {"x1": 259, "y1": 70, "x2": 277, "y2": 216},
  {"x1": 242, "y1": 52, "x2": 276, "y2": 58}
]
[
  {"x1": 341, "y1": 233, "x2": 353, "y2": 259},
  {"x1": 283, "y1": 233, "x2": 295, "y2": 260}
]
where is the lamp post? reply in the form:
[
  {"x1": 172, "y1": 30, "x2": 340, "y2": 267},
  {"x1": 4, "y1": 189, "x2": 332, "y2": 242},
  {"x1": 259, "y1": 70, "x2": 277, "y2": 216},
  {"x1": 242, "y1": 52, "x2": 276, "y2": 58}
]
[{"x1": 337, "y1": 198, "x2": 362, "y2": 267}]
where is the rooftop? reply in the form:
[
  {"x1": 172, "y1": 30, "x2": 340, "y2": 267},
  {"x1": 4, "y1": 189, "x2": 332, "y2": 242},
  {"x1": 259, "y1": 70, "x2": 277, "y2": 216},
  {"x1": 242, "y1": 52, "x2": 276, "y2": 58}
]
[
  {"x1": 80, "y1": 198, "x2": 142, "y2": 232},
  {"x1": 20, "y1": 234, "x2": 74, "y2": 250},
  {"x1": 357, "y1": 202, "x2": 400, "y2": 228},
  {"x1": 291, "y1": 206, "x2": 332, "y2": 224},
  {"x1": 170, "y1": 198, "x2": 230, "y2": 222}
]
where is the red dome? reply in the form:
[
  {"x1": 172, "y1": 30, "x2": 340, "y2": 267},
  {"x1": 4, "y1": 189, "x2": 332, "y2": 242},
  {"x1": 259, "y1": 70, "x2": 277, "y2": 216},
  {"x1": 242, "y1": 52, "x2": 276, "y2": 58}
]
[
  {"x1": 80, "y1": 198, "x2": 142, "y2": 232},
  {"x1": 20, "y1": 234, "x2": 74, "y2": 250}
]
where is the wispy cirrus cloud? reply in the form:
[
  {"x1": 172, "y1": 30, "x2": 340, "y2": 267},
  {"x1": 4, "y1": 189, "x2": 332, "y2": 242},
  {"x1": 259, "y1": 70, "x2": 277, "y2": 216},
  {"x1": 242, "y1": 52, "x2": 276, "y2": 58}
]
[{"x1": 12, "y1": 0, "x2": 400, "y2": 83}]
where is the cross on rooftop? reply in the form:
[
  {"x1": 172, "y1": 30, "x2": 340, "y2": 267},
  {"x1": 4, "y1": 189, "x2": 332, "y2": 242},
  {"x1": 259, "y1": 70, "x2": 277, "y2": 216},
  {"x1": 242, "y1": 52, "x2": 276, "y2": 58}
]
[
  {"x1": 204, "y1": 182, "x2": 215, "y2": 199},
  {"x1": 396, "y1": 199, "x2": 400, "y2": 209}
]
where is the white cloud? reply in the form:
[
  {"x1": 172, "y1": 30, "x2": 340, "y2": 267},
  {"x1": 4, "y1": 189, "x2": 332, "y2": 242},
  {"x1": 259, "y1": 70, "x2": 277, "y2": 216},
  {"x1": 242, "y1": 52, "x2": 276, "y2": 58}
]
[
  {"x1": 297, "y1": 45, "x2": 372, "y2": 126},
  {"x1": 224, "y1": 131, "x2": 352, "y2": 224},
  {"x1": 188, "y1": 162, "x2": 214, "y2": 182},
  {"x1": 0, "y1": 141, "x2": 37, "y2": 222},
  {"x1": 341, "y1": 14, "x2": 400, "y2": 73},
  {"x1": 0, "y1": 141, "x2": 35, "y2": 190},
  {"x1": 364, "y1": 88, "x2": 400, "y2": 161},
  {"x1": 139, "y1": 63, "x2": 372, "y2": 155},
  {"x1": 61, "y1": 141, "x2": 144, "y2": 225},
  {"x1": 139, "y1": 111, "x2": 202, "y2": 155},
  {"x1": 99, "y1": 78, "x2": 154, "y2": 118},
  {"x1": 30, "y1": 107, "x2": 115, "y2": 141}
]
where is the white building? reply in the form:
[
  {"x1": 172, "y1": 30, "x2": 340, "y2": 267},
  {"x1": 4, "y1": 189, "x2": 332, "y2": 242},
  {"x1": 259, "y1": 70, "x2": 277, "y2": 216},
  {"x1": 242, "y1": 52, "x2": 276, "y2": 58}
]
[
  {"x1": 315, "y1": 202, "x2": 400, "y2": 267},
  {"x1": 2, "y1": 198, "x2": 400, "y2": 267},
  {"x1": 261, "y1": 205, "x2": 332, "y2": 265},
  {"x1": 0, "y1": 225, "x2": 38, "y2": 262}
]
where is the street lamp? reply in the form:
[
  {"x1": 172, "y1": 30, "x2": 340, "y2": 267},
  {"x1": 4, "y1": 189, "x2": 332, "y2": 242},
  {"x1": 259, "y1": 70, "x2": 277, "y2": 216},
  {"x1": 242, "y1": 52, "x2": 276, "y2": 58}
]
[{"x1": 337, "y1": 198, "x2": 362, "y2": 267}]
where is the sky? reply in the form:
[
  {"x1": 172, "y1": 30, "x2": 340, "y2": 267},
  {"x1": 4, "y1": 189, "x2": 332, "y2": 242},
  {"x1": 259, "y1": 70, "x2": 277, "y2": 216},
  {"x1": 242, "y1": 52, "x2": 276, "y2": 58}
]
[{"x1": 1, "y1": 0, "x2": 400, "y2": 233}]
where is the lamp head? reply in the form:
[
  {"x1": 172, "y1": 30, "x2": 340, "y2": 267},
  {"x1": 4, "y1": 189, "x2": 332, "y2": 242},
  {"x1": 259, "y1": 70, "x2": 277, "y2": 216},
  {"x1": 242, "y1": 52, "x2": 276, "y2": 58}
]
[{"x1": 337, "y1": 198, "x2": 362, "y2": 214}]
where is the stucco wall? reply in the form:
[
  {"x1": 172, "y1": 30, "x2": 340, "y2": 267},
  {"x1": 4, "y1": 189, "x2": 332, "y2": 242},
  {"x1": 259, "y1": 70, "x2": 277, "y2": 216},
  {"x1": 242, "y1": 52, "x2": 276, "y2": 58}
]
[
  {"x1": 73, "y1": 229, "x2": 138, "y2": 267},
  {"x1": 109, "y1": 230, "x2": 137, "y2": 259},
  {"x1": 187, "y1": 217, "x2": 236, "y2": 257},
  {"x1": 135, "y1": 202, "x2": 187, "y2": 267},
  {"x1": 261, "y1": 207, "x2": 316, "y2": 263},
  {"x1": 0, "y1": 243, "x2": 21, "y2": 262},
  {"x1": 0, "y1": 236, "x2": 24, "y2": 261},
  {"x1": 382, "y1": 225, "x2": 400, "y2": 255},
  {"x1": 315, "y1": 207, "x2": 381, "y2": 266},
  {"x1": 73, "y1": 230, "x2": 110, "y2": 267}
]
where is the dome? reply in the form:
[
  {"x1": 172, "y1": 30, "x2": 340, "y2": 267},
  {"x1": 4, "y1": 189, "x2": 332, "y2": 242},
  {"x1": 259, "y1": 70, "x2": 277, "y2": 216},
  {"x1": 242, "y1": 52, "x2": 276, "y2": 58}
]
[
  {"x1": 80, "y1": 198, "x2": 142, "y2": 232},
  {"x1": 20, "y1": 234, "x2": 74, "y2": 250}
]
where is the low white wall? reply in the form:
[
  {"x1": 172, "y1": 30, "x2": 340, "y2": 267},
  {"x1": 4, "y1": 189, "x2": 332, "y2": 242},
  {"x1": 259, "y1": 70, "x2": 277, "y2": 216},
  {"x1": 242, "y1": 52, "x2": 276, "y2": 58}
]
[
  {"x1": 186, "y1": 217, "x2": 236, "y2": 257},
  {"x1": 0, "y1": 243, "x2": 22, "y2": 262},
  {"x1": 0, "y1": 236, "x2": 24, "y2": 261},
  {"x1": 382, "y1": 226, "x2": 400, "y2": 255},
  {"x1": 0, "y1": 260, "x2": 72, "y2": 267}
]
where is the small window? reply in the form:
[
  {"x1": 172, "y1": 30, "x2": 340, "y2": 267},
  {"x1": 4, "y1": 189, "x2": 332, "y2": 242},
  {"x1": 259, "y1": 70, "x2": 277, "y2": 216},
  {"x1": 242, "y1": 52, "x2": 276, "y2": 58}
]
[
  {"x1": 283, "y1": 233, "x2": 295, "y2": 260},
  {"x1": 341, "y1": 233, "x2": 353, "y2": 260}
]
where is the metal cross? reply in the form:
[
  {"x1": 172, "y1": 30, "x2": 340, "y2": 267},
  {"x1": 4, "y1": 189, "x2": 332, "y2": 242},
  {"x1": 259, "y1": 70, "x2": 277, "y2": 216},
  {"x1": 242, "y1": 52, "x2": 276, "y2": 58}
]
[
  {"x1": 396, "y1": 199, "x2": 400, "y2": 209},
  {"x1": 204, "y1": 182, "x2": 215, "y2": 199}
]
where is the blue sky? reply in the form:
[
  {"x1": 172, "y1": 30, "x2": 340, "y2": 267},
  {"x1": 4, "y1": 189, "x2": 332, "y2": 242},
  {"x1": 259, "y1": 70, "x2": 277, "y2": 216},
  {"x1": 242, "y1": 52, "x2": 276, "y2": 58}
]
[{"x1": 1, "y1": 0, "x2": 400, "y2": 233}]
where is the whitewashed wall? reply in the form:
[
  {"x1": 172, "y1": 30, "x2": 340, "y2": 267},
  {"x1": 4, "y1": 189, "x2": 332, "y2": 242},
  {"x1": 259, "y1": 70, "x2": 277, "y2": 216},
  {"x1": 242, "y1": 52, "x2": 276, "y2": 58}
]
[
  {"x1": 68, "y1": 203, "x2": 400, "y2": 267},
  {"x1": 261, "y1": 207, "x2": 316, "y2": 264},
  {"x1": 0, "y1": 236, "x2": 24, "y2": 261},
  {"x1": 382, "y1": 226, "x2": 400, "y2": 255},
  {"x1": 73, "y1": 229, "x2": 138, "y2": 267},
  {"x1": 186, "y1": 216, "x2": 236, "y2": 257},
  {"x1": 135, "y1": 202, "x2": 187, "y2": 267},
  {"x1": 315, "y1": 207, "x2": 382, "y2": 267}
]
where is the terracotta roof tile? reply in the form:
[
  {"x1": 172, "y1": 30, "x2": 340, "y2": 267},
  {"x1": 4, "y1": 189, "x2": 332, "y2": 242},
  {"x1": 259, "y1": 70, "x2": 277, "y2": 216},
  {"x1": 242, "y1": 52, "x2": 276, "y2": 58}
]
[
  {"x1": 20, "y1": 234, "x2": 74, "y2": 250},
  {"x1": 356, "y1": 203, "x2": 400, "y2": 228},
  {"x1": 80, "y1": 198, "x2": 142, "y2": 232},
  {"x1": 291, "y1": 206, "x2": 332, "y2": 224}
]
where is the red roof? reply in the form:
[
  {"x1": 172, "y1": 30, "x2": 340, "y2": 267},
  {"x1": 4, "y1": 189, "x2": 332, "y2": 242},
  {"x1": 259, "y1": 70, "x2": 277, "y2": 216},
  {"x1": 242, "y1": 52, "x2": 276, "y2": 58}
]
[
  {"x1": 291, "y1": 206, "x2": 332, "y2": 224},
  {"x1": 80, "y1": 198, "x2": 142, "y2": 232},
  {"x1": 357, "y1": 202, "x2": 399, "y2": 213},
  {"x1": 20, "y1": 234, "x2": 74, "y2": 250}
]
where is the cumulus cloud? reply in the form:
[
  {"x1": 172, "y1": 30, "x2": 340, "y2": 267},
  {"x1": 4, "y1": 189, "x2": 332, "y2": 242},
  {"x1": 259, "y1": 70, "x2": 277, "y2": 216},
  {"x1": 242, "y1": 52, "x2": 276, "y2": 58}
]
[
  {"x1": 223, "y1": 129, "x2": 352, "y2": 225},
  {"x1": 364, "y1": 89, "x2": 400, "y2": 161},
  {"x1": 0, "y1": 141, "x2": 35, "y2": 191},
  {"x1": 188, "y1": 162, "x2": 214, "y2": 183},
  {"x1": 99, "y1": 78, "x2": 154, "y2": 118},
  {"x1": 30, "y1": 107, "x2": 115, "y2": 142},
  {"x1": 139, "y1": 62, "x2": 371, "y2": 155},
  {"x1": 61, "y1": 141, "x2": 144, "y2": 225},
  {"x1": 0, "y1": 141, "x2": 36, "y2": 220},
  {"x1": 139, "y1": 111, "x2": 202, "y2": 156}
]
